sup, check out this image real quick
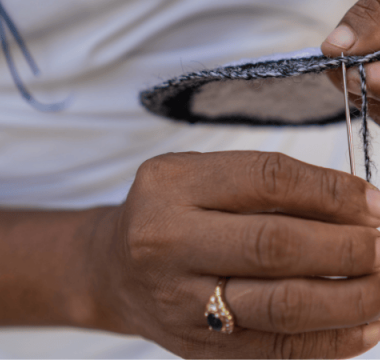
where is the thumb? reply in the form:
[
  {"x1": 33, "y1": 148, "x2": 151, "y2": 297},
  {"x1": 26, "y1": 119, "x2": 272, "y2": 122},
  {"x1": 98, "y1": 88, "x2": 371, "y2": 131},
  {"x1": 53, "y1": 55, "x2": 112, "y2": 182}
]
[{"x1": 322, "y1": 0, "x2": 380, "y2": 57}]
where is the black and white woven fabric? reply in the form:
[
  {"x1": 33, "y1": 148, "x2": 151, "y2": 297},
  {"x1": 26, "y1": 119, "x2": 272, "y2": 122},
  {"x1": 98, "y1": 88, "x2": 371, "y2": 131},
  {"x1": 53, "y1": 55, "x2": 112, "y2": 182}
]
[
  {"x1": 140, "y1": 47, "x2": 380, "y2": 126},
  {"x1": 140, "y1": 47, "x2": 380, "y2": 182}
]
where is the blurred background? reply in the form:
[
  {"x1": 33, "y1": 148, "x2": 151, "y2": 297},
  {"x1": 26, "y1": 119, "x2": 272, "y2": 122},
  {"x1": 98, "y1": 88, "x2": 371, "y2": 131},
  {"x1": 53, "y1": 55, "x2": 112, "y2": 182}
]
[{"x1": 1, "y1": 0, "x2": 378, "y2": 358}]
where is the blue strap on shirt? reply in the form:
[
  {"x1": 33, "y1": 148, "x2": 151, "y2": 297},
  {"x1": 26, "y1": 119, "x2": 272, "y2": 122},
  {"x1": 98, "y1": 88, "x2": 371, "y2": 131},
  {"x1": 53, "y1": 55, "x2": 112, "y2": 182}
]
[{"x1": 0, "y1": 1, "x2": 67, "y2": 112}]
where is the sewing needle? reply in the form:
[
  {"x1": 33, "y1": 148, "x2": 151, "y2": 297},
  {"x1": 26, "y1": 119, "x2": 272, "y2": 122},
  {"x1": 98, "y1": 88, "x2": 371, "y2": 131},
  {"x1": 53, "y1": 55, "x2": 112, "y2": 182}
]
[{"x1": 341, "y1": 52, "x2": 356, "y2": 176}]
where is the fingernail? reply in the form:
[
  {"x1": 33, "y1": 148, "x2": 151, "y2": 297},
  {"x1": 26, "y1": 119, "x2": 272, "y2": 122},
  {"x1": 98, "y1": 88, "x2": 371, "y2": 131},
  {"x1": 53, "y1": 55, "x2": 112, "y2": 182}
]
[
  {"x1": 363, "y1": 322, "x2": 380, "y2": 347},
  {"x1": 324, "y1": 25, "x2": 356, "y2": 50},
  {"x1": 368, "y1": 183, "x2": 379, "y2": 191},
  {"x1": 367, "y1": 189, "x2": 380, "y2": 219},
  {"x1": 347, "y1": 68, "x2": 362, "y2": 96}
]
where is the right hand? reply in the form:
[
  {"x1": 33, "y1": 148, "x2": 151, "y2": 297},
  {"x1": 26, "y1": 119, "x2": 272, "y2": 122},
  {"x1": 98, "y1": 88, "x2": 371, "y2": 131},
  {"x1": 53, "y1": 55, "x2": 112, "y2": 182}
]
[
  {"x1": 94, "y1": 151, "x2": 380, "y2": 359},
  {"x1": 321, "y1": 0, "x2": 380, "y2": 124}
]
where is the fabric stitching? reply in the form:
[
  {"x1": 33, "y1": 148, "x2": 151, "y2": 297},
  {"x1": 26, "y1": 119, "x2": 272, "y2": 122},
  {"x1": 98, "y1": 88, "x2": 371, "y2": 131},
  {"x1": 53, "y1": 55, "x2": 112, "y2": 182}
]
[
  {"x1": 141, "y1": 52, "x2": 379, "y2": 183},
  {"x1": 359, "y1": 64, "x2": 373, "y2": 183}
]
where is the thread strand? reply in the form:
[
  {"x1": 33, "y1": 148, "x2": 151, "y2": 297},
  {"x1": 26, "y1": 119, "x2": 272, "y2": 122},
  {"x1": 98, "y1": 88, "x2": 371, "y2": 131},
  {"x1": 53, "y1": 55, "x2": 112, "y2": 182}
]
[{"x1": 359, "y1": 64, "x2": 373, "y2": 183}]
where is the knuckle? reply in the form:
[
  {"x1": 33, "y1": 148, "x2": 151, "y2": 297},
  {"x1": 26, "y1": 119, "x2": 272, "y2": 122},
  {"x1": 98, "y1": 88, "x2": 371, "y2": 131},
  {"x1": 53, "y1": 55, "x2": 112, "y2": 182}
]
[
  {"x1": 308, "y1": 329, "x2": 341, "y2": 359},
  {"x1": 329, "y1": 329, "x2": 342, "y2": 359},
  {"x1": 126, "y1": 205, "x2": 184, "y2": 269},
  {"x1": 250, "y1": 152, "x2": 301, "y2": 204},
  {"x1": 257, "y1": 152, "x2": 284, "y2": 196},
  {"x1": 318, "y1": 170, "x2": 346, "y2": 215},
  {"x1": 136, "y1": 152, "x2": 196, "y2": 193},
  {"x1": 268, "y1": 282, "x2": 310, "y2": 334},
  {"x1": 338, "y1": 237, "x2": 357, "y2": 274},
  {"x1": 342, "y1": 227, "x2": 379, "y2": 274},
  {"x1": 126, "y1": 221, "x2": 156, "y2": 266},
  {"x1": 126, "y1": 209, "x2": 168, "y2": 266},
  {"x1": 354, "y1": 285, "x2": 368, "y2": 321},
  {"x1": 350, "y1": 0, "x2": 380, "y2": 26},
  {"x1": 136, "y1": 153, "x2": 176, "y2": 189},
  {"x1": 272, "y1": 333, "x2": 307, "y2": 359},
  {"x1": 272, "y1": 329, "x2": 339, "y2": 359},
  {"x1": 136, "y1": 155, "x2": 161, "y2": 180},
  {"x1": 373, "y1": 273, "x2": 380, "y2": 304},
  {"x1": 243, "y1": 219, "x2": 296, "y2": 274}
]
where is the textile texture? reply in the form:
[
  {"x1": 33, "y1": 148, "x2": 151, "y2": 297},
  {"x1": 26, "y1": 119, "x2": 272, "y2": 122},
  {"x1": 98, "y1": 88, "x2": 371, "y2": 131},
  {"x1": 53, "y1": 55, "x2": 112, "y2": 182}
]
[{"x1": 141, "y1": 50, "x2": 380, "y2": 182}]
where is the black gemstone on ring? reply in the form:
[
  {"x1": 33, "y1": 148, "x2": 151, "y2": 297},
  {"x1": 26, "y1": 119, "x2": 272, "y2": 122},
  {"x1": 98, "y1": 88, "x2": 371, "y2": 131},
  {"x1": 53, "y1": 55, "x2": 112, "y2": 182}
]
[{"x1": 207, "y1": 314, "x2": 223, "y2": 331}]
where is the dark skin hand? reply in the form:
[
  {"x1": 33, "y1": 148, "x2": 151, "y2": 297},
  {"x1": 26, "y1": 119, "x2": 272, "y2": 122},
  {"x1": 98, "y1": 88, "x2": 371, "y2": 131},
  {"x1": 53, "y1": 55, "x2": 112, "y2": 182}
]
[
  {"x1": 322, "y1": 0, "x2": 380, "y2": 124},
  {"x1": 4, "y1": 3, "x2": 380, "y2": 358},
  {"x1": 3, "y1": 151, "x2": 380, "y2": 359}
]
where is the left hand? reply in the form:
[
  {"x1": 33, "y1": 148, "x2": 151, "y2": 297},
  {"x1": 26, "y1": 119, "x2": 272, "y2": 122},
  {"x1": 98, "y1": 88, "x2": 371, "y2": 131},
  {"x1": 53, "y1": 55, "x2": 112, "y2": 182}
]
[
  {"x1": 94, "y1": 151, "x2": 380, "y2": 359},
  {"x1": 321, "y1": 0, "x2": 380, "y2": 124}
]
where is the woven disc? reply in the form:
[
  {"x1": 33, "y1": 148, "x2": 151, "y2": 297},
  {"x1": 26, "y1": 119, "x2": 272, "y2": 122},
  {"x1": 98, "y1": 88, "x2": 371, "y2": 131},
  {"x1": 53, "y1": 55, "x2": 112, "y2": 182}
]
[{"x1": 140, "y1": 48, "x2": 379, "y2": 127}]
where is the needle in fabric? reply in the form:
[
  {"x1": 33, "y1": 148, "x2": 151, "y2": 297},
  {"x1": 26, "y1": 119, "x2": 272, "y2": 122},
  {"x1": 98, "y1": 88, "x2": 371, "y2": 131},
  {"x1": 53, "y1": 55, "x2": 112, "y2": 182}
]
[{"x1": 341, "y1": 52, "x2": 356, "y2": 176}]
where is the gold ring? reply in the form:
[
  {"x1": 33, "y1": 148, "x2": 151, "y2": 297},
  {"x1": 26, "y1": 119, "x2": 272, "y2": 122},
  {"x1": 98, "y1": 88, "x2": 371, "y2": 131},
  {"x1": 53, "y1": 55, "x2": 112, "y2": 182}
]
[{"x1": 205, "y1": 277, "x2": 235, "y2": 334}]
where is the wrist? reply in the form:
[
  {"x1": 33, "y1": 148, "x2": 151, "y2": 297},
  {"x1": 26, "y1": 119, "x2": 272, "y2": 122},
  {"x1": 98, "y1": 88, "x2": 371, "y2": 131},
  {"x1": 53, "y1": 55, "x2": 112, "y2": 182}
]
[
  {"x1": 0, "y1": 206, "x2": 127, "y2": 331},
  {"x1": 62, "y1": 206, "x2": 119, "y2": 329},
  {"x1": 74, "y1": 205, "x2": 137, "y2": 335}
]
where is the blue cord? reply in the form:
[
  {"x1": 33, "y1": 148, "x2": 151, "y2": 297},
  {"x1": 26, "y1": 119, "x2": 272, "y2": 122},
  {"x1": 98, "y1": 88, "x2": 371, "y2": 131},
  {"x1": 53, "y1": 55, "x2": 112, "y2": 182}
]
[{"x1": 0, "y1": 1, "x2": 67, "y2": 112}]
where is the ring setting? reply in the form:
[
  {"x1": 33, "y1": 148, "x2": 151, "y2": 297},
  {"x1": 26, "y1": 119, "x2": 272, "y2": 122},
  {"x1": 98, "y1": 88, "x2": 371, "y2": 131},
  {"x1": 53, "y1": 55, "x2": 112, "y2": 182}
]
[{"x1": 205, "y1": 277, "x2": 234, "y2": 334}]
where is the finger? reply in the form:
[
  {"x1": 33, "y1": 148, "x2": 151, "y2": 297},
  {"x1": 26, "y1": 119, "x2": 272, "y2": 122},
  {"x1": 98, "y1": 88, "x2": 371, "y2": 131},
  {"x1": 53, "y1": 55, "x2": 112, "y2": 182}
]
[
  {"x1": 345, "y1": 63, "x2": 380, "y2": 101},
  {"x1": 223, "y1": 275, "x2": 380, "y2": 334},
  {"x1": 325, "y1": 66, "x2": 380, "y2": 124},
  {"x1": 179, "y1": 322, "x2": 380, "y2": 359},
  {"x1": 321, "y1": 0, "x2": 380, "y2": 121},
  {"x1": 321, "y1": 0, "x2": 380, "y2": 57},
  {"x1": 192, "y1": 275, "x2": 380, "y2": 334},
  {"x1": 177, "y1": 211, "x2": 380, "y2": 277},
  {"x1": 143, "y1": 151, "x2": 380, "y2": 226}
]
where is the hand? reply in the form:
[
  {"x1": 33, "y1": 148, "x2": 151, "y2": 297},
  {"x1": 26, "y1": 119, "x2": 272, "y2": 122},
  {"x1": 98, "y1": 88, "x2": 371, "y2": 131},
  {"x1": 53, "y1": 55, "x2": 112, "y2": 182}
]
[
  {"x1": 93, "y1": 151, "x2": 380, "y2": 359},
  {"x1": 321, "y1": 0, "x2": 380, "y2": 124}
]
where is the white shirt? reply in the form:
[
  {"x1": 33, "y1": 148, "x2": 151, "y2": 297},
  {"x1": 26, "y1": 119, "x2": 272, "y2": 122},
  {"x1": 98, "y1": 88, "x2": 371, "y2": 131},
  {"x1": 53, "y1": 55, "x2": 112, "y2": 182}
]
[{"x1": 2, "y1": 0, "x2": 377, "y2": 358}]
